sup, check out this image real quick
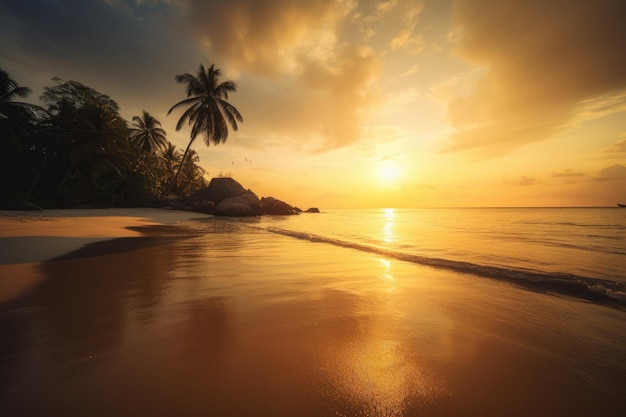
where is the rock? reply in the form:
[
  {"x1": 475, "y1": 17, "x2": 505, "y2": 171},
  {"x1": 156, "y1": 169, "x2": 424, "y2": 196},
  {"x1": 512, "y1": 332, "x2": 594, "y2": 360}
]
[
  {"x1": 164, "y1": 199, "x2": 188, "y2": 211},
  {"x1": 189, "y1": 200, "x2": 215, "y2": 214},
  {"x1": 305, "y1": 207, "x2": 320, "y2": 213},
  {"x1": 12, "y1": 200, "x2": 44, "y2": 211},
  {"x1": 214, "y1": 190, "x2": 264, "y2": 217},
  {"x1": 186, "y1": 177, "x2": 313, "y2": 217},
  {"x1": 187, "y1": 177, "x2": 247, "y2": 205},
  {"x1": 261, "y1": 196, "x2": 298, "y2": 215}
]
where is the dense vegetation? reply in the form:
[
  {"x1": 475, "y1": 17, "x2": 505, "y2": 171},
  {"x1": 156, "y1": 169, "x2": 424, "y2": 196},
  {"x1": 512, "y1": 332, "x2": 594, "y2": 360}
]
[{"x1": 0, "y1": 66, "x2": 240, "y2": 209}]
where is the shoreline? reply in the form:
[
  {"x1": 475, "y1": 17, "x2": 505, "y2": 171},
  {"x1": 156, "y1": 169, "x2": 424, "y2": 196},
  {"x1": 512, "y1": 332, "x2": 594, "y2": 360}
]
[
  {"x1": 0, "y1": 208, "x2": 212, "y2": 262},
  {"x1": 0, "y1": 208, "x2": 212, "y2": 303}
]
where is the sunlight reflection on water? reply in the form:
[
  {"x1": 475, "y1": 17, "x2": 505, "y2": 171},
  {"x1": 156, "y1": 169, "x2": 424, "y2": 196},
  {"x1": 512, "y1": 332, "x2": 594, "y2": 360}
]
[{"x1": 322, "y1": 338, "x2": 446, "y2": 417}]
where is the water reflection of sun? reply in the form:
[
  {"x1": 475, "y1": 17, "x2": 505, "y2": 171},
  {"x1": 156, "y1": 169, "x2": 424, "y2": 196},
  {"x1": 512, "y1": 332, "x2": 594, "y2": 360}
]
[{"x1": 383, "y1": 208, "x2": 395, "y2": 243}]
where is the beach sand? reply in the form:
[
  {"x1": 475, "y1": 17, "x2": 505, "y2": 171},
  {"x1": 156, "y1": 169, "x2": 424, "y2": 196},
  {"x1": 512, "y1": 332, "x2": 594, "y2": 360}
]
[
  {"x1": 0, "y1": 209, "x2": 210, "y2": 302},
  {"x1": 1, "y1": 209, "x2": 625, "y2": 416}
]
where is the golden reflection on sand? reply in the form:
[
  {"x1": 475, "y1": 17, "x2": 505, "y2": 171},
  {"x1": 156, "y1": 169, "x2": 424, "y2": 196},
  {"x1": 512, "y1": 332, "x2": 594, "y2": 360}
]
[
  {"x1": 318, "y1": 255, "x2": 447, "y2": 417},
  {"x1": 323, "y1": 338, "x2": 445, "y2": 417},
  {"x1": 378, "y1": 258, "x2": 397, "y2": 296}
]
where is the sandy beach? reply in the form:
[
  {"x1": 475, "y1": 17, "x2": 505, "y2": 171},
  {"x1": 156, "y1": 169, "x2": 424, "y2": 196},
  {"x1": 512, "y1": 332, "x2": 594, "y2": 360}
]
[
  {"x1": 0, "y1": 209, "x2": 211, "y2": 303},
  {"x1": 1, "y1": 209, "x2": 625, "y2": 417}
]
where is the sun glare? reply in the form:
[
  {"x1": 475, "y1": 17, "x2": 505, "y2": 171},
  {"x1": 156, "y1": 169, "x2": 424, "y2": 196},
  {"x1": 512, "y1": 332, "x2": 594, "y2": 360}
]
[{"x1": 378, "y1": 161, "x2": 401, "y2": 184}]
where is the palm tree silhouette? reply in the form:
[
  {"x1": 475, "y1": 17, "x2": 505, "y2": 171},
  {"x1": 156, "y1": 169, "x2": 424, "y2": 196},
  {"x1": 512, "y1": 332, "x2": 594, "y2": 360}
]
[
  {"x1": 129, "y1": 110, "x2": 167, "y2": 156},
  {"x1": 163, "y1": 64, "x2": 242, "y2": 197},
  {"x1": 0, "y1": 68, "x2": 42, "y2": 149}
]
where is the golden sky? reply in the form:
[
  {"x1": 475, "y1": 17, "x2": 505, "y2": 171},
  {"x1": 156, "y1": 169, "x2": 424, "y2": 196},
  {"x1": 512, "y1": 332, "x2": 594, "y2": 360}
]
[{"x1": 2, "y1": 0, "x2": 625, "y2": 207}]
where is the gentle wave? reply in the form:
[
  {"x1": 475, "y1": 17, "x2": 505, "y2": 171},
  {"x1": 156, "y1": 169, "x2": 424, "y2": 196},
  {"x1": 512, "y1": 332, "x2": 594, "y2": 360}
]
[{"x1": 265, "y1": 227, "x2": 626, "y2": 308}]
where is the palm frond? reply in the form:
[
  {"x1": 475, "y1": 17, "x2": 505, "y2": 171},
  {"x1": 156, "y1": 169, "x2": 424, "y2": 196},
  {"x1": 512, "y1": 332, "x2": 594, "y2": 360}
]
[
  {"x1": 175, "y1": 101, "x2": 201, "y2": 132},
  {"x1": 167, "y1": 96, "x2": 201, "y2": 115}
]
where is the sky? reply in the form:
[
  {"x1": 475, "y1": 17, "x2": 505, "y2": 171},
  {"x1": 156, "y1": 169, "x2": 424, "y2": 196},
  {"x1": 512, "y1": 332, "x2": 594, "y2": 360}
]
[{"x1": 1, "y1": 0, "x2": 625, "y2": 208}]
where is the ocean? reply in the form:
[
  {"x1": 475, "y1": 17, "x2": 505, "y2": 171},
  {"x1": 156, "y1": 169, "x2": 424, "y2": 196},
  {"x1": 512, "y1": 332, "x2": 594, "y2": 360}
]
[
  {"x1": 255, "y1": 207, "x2": 626, "y2": 305},
  {"x1": 0, "y1": 207, "x2": 625, "y2": 416}
]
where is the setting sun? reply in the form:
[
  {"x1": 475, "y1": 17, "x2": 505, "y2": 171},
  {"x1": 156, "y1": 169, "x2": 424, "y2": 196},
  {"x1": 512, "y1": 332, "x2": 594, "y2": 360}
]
[{"x1": 378, "y1": 161, "x2": 401, "y2": 185}]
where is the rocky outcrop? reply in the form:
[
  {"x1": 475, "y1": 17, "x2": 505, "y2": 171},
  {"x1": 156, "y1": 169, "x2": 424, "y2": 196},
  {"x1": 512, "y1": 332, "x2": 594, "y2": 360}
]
[
  {"x1": 260, "y1": 197, "x2": 298, "y2": 215},
  {"x1": 184, "y1": 177, "x2": 315, "y2": 217},
  {"x1": 214, "y1": 190, "x2": 264, "y2": 217},
  {"x1": 184, "y1": 178, "x2": 262, "y2": 216},
  {"x1": 305, "y1": 207, "x2": 320, "y2": 213},
  {"x1": 187, "y1": 177, "x2": 246, "y2": 206}
]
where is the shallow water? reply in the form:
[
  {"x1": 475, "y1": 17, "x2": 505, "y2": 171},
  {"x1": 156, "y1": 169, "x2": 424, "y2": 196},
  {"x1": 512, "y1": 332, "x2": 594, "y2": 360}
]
[
  {"x1": 257, "y1": 208, "x2": 626, "y2": 305},
  {"x1": 1, "y1": 212, "x2": 625, "y2": 416},
  {"x1": 259, "y1": 208, "x2": 626, "y2": 282}
]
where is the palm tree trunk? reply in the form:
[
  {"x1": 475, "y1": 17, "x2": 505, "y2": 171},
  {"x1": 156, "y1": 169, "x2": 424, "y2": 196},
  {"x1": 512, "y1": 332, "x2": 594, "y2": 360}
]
[{"x1": 160, "y1": 140, "x2": 193, "y2": 199}]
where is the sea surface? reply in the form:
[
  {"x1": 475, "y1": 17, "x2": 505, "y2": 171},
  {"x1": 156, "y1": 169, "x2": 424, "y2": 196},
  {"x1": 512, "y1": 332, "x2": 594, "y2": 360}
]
[
  {"x1": 257, "y1": 207, "x2": 626, "y2": 304},
  {"x1": 0, "y1": 207, "x2": 625, "y2": 417}
]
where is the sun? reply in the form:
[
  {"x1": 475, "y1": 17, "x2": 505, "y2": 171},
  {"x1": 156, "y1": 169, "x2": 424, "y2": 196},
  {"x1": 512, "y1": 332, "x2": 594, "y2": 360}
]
[{"x1": 378, "y1": 161, "x2": 401, "y2": 184}]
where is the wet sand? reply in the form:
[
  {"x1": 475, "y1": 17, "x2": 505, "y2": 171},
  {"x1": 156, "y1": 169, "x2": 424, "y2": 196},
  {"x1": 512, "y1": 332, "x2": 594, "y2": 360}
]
[
  {"x1": 1, "y1": 210, "x2": 625, "y2": 416},
  {"x1": 0, "y1": 209, "x2": 210, "y2": 302}
]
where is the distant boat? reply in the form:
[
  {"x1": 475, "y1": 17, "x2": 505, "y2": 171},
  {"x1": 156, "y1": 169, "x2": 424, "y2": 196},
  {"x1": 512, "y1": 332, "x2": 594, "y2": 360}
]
[{"x1": 618, "y1": 203, "x2": 626, "y2": 208}]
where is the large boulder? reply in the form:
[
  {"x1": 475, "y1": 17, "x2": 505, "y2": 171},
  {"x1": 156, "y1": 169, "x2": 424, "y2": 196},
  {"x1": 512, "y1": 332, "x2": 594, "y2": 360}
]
[
  {"x1": 188, "y1": 177, "x2": 247, "y2": 205},
  {"x1": 260, "y1": 196, "x2": 298, "y2": 215},
  {"x1": 214, "y1": 190, "x2": 264, "y2": 217}
]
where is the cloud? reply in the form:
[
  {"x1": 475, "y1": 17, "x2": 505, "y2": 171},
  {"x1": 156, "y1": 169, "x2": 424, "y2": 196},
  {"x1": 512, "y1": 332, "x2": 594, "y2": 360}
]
[
  {"x1": 171, "y1": 0, "x2": 386, "y2": 152},
  {"x1": 378, "y1": 154, "x2": 400, "y2": 161},
  {"x1": 551, "y1": 168, "x2": 586, "y2": 184},
  {"x1": 389, "y1": 5, "x2": 424, "y2": 53},
  {"x1": 571, "y1": 90, "x2": 626, "y2": 125},
  {"x1": 593, "y1": 164, "x2": 626, "y2": 182},
  {"x1": 180, "y1": 0, "x2": 353, "y2": 76},
  {"x1": 503, "y1": 176, "x2": 538, "y2": 187},
  {"x1": 400, "y1": 64, "x2": 419, "y2": 78},
  {"x1": 239, "y1": 46, "x2": 382, "y2": 152},
  {"x1": 551, "y1": 169, "x2": 586, "y2": 178},
  {"x1": 445, "y1": 0, "x2": 626, "y2": 155},
  {"x1": 605, "y1": 138, "x2": 626, "y2": 153}
]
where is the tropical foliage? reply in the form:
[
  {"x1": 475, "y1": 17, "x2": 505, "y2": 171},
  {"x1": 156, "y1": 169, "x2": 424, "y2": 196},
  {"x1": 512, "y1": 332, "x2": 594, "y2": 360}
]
[
  {"x1": 130, "y1": 110, "x2": 167, "y2": 155},
  {"x1": 165, "y1": 64, "x2": 243, "y2": 197},
  {"x1": 0, "y1": 68, "x2": 211, "y2": 208}
]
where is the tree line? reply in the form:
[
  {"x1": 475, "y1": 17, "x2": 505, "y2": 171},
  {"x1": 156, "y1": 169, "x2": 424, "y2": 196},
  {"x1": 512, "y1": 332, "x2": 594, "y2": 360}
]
[{"x1": 0, "y1": 64, "x2": 242, "y2": 209}]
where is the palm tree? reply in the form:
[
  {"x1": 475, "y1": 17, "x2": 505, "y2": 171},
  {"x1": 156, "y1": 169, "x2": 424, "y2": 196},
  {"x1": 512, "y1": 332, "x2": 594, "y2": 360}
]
[
  {"x1": 0, "y1": 68, "x2": 31, "y2": 100},
  {"x1": 161, "y1": 141, "x2": 182, "y2": 174},
  {"x1": 177, "y1": 148, "x2": 207, "y2": 195},
  {"x1": 0, "y1": 68, "x2": 42, "y2": 149},
  {"x1": 0, "y1": 69, "x2": 47, "y2": 201},
  {"x1": 163, "y1": 63, "x2": 243, "y2": 197},
  {"x1": 129, "y1": 110, "x2": 167, "y2": 155}
]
